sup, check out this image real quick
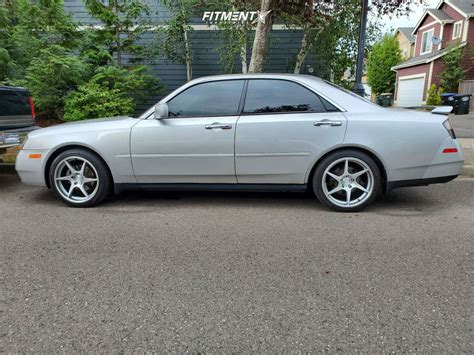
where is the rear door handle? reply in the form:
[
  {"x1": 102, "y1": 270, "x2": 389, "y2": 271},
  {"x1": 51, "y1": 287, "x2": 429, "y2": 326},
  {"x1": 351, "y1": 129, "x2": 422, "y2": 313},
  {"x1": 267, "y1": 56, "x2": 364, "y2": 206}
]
[
  {"x1": 313, "y1": 120, "x2": 343, "y2": 127},
  {"x1": 205, "y1": 123, "x2": 232, "y2": 130}
]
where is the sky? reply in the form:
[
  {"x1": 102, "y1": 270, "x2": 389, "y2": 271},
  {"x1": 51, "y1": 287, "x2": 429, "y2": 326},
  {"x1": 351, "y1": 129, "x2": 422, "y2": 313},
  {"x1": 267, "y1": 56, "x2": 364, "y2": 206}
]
[{"x1": 376, "y1": 0, "x2": 439, "y2": 33}]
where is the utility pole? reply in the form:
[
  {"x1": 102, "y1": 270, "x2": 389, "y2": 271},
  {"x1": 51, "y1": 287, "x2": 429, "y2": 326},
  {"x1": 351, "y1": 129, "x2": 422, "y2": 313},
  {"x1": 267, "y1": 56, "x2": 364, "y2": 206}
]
[{"x1": 353, "y1": 0, "x2": 368, "y2": 97}]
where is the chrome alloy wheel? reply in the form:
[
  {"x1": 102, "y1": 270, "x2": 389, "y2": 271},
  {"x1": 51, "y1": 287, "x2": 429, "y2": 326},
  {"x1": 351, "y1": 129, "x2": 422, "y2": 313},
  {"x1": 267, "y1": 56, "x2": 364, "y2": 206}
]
[
  {"x1": 321, "y1": 157, "x2": 374, "y2": 208},
  {"x1": 53, "y1": 156, "x2": 100, "y2": 203}
]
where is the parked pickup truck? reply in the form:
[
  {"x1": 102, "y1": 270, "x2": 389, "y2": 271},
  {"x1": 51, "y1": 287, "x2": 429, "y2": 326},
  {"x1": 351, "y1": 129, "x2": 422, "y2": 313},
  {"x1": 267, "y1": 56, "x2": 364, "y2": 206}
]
[{"x1": 0, "y1": 86, "x2": 37, "y2": 154}]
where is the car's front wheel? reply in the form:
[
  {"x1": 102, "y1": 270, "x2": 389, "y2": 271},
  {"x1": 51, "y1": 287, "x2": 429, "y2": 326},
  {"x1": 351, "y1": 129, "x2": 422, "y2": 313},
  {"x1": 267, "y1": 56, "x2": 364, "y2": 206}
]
[
  {"x1": 313, "y1": 149, "x2": 381, "y2": 212},
  {"x1": 49, "y1": 149, "x2": 112, "y2": 207}
]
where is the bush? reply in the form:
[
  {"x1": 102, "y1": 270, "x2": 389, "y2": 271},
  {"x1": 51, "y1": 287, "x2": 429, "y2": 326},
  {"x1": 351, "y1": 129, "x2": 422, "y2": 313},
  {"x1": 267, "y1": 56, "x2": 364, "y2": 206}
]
[
  {"x1": 89, "y1": 65, "x2": 162, "y2": 103},
  {"x1": 23, "y1": 45, "x2": 89, "y2": 118},
  {"x1": 63, "y1": 82, "x2": 135, "y2": 121},
  {"x1": 426, "y1": 84, "x2": 443, "y2": 106}
]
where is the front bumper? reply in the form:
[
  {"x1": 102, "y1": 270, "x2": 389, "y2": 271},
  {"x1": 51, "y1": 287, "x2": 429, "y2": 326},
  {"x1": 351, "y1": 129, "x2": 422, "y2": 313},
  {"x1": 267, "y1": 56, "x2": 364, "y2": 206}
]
[{"x1": 15, "y1": 149, "x2": 50, "y2": 187}]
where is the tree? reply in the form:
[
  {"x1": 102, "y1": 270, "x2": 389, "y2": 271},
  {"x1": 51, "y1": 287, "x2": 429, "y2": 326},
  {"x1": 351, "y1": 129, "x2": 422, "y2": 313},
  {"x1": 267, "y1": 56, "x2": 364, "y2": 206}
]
[
  {"x1": 1, "y1": 0, "x2": 79, "y2": 81},
  {"x1": 367, "y1": 34, "x2": 402, "y2": 95},
  {"x1": 440, "y1": 45, "x2": 467, "y2": 93},
  {"x1": 84, "y1": 0, "x2": 151, "y2": 66},
  {"x1": 23, "y1": 45, "x2": 90, "y2": 118},
  {"x1": 152, "y1": 0, "x2": 197, "y2": 81},
  {"x1": 426, "y1": 84, "x2": 443, "y2": 105},
  {"x1": 247, "y1": 0, "x2": 416, "y2": 73}
]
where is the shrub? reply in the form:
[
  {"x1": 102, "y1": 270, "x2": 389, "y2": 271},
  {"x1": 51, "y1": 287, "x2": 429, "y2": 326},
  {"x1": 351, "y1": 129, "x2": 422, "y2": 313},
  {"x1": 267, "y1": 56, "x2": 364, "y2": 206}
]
[
  {"x1": 426, "y1": 84, "x2": 443, "y2": 106},
  {"x1": 89, "y1": 65, "x2": 162, "y2": 103},
  {"x1": 63, "y1": 82, "x2": 134, "y2": 121},
  {"x1": 23, "y1": 45, "x2": 89, "y2": 118}
]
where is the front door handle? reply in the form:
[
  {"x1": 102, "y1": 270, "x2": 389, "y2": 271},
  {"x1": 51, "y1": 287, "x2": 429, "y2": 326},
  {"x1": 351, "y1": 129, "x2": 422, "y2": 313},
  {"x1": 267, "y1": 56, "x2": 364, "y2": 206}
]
[
  {"x1": 313, "y1": 120, "x2": 343, "y2": 127},
  {"x1": 205, "y1": 123, "x2": 232, "y2": 130}
]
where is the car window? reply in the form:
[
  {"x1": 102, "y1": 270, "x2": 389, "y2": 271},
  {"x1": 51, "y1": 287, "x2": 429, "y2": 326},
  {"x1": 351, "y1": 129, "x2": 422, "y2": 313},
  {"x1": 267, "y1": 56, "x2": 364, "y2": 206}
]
[
  {"x1": 167, "y1": 80, "x2": 244, "y2": 117},
  {"x1": 0, "y1": 90, "x2": 31, "y2": 116},
  {"x1": 243, "y1": 79, "x2": 331, "y2": 114}
]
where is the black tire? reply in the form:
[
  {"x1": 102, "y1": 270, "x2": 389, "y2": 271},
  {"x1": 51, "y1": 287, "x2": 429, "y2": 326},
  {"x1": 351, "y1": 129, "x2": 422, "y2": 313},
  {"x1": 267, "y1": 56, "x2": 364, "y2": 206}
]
[
  {"x1": 313, "y1": 149, "x2": 381, "y2": 212},
  {"x1": 48, "y1": 148, "x2": 112, "y2": 207}
]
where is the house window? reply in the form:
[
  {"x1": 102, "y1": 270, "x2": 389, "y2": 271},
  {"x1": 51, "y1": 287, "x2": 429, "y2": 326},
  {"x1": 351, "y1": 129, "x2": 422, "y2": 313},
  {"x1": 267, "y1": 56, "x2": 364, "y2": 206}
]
[
  {"x1": 453, "y1": 21, "x2": 462, "y2": 39},
  {"x1": 421, "y1": 30, "x2": 433, "y2": 54}
]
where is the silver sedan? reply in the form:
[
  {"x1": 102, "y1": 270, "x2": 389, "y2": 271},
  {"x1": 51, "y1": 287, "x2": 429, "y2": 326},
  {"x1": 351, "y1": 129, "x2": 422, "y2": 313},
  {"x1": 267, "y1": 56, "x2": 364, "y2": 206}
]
[{"x1": 15, "y1": 74, "x2": 464, "y2": 211}]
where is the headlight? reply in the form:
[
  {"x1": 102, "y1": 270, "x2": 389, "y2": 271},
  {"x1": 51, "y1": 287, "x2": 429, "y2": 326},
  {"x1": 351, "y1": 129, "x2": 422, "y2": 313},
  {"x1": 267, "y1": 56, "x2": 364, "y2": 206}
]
[
  {"x1": 442, "y1": 119, "x2": 456, "y2": 139},
  {"x1": 20, "y1": 135, "x2": 29, "y2": 150}
]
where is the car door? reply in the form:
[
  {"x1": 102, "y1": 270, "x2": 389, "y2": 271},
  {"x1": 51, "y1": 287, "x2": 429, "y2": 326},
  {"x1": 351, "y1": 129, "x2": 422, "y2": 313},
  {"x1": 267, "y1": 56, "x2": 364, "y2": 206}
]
[
  {"x1": 235, "y1": 79, "x2": 347, "y2": 184},
  {"x1": 131, "y1": 80, "x2": 245, "y2": 184}
]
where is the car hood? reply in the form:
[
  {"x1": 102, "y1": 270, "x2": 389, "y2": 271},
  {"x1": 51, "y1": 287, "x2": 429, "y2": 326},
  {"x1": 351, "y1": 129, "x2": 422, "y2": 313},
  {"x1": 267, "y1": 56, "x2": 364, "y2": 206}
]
[{"x1": 28, "y1": 116, "x2": 138, "y2": 137}]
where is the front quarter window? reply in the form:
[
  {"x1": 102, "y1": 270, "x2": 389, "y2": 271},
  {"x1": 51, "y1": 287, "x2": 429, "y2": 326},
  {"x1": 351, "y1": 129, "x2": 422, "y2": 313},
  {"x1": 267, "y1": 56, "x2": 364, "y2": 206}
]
[{"x1": 167, "y1": 80, "x2": 245, "y2": 118}]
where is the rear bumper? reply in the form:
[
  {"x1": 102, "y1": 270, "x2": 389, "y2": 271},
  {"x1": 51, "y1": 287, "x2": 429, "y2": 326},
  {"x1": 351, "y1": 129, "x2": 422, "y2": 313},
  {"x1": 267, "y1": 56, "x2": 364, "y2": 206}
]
[{"x1": 386, "y1": 174, "x2": 458, "y2": 192}]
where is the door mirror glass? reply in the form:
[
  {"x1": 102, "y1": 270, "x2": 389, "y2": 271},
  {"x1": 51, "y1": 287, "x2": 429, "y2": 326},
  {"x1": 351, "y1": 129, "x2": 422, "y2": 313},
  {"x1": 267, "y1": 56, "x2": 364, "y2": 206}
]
[{"x1": 154, "y1": 103, "x2": 169, "y2": 119}]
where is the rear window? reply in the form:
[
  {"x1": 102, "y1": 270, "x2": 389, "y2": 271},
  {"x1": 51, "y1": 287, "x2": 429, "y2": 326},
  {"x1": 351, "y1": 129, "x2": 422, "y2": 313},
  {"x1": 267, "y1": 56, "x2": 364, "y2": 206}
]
[
  {"x1": 0, "y1": 89, "x2": 31, "y2": 116},
  {"x1": 243, "y1": 79, "x2": 338, "y2": 114}
]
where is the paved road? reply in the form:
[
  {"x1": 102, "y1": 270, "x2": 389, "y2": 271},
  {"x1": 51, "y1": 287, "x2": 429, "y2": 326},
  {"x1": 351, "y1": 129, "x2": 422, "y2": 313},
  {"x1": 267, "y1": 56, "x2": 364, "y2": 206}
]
[{"x1": 1, "y1": 175, "x2": 473, "y2": 352}]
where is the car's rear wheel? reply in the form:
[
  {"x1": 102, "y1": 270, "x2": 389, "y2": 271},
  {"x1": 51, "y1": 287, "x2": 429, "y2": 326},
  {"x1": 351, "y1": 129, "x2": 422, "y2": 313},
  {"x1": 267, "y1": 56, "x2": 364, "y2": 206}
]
[
  {"x1": 49, "y1": 149, "x2": 112, "y2": 207},
  {"x1": 313, "y1": 150, "x2": 381, "y2": 212}
]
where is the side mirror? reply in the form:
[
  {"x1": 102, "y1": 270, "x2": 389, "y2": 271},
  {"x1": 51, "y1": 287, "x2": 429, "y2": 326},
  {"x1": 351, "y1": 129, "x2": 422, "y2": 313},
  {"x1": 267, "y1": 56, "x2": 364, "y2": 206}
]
[{"x1": 154, "y1": 103, "x2": 169, "y2": 119}]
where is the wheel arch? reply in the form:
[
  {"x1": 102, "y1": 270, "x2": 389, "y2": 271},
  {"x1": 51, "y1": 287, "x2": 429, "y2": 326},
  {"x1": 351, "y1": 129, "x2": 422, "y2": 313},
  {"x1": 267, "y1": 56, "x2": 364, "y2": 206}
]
[
  {"x1": 44, "y1": 144, "x2": 114, "y2": 189},
  {"x1": 306, "y1": 145, "x2": 389, "y2": 192}
]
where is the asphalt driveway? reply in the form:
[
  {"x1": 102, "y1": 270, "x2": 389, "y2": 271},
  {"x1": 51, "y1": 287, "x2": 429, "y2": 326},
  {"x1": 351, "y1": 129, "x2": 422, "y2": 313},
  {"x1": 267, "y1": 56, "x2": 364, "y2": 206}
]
[{"x1": 1, "y1": 175, "x2": 473, "y2": 352}]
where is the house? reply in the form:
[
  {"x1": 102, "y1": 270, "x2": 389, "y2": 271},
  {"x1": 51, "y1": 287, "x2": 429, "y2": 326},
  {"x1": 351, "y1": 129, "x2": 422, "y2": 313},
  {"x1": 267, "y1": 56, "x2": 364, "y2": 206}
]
[
  {"x1": 395, "y1": 27, "x2": 416, "y2": 59},
  {"x1": 392, "y1": 0, "x2": 474, "y2": 107},
  {"x1": 62, "y1": 0, "x2": 319, "y2": 110}
]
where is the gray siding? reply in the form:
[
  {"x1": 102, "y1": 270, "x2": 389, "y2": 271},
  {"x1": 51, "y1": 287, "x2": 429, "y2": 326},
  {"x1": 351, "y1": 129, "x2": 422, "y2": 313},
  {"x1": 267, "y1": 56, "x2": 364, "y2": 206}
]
[{"x1": 63, "y1": 1, "x2": 317, "y2": 113}]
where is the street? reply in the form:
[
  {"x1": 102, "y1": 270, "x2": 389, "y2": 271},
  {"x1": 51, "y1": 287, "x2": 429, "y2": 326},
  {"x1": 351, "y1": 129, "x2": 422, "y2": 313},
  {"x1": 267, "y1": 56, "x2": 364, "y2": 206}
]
[{"x1": 1, "y1": 175, "x2": 473, "y2": 352}]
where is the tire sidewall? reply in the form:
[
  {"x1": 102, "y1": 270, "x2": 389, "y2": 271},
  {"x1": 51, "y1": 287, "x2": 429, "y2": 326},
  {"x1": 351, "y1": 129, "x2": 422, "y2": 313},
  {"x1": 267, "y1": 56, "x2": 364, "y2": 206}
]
[
  {"x1": 313, "y1": 150, "x2": 381, "y2": 212},
  {"x1": 49, "y1": 149, "x2": 111, "y2": 207}
]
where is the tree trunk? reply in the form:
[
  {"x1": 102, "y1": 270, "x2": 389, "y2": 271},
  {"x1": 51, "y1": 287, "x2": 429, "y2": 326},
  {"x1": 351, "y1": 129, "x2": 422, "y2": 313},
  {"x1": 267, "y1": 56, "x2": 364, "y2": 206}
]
[
  {"x1": 248, "y1": 0, "x2": 274, "y2": 73},
  {"x1": 240, "y1": 29, "x2": 248, "y2": 74},
  {"x1": 241, "y1": 45, "x2": 248, "y2": 73},
  {"x1": 183, "y1": 28, "x2": 192, "y2": 81},
  {"x1": 294, "y1": 31, "x2": 310, "y2": 74}
]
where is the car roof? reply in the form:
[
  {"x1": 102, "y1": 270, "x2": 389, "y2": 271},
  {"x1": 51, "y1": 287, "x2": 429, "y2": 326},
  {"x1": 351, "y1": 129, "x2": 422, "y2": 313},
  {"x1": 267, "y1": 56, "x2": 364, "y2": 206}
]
[
  {"x1": 0, "y1": 86, "x2": 29, "y2": 93},
  {"x1": 188, "y1": 73, "x2": 323, "y2": 84}
]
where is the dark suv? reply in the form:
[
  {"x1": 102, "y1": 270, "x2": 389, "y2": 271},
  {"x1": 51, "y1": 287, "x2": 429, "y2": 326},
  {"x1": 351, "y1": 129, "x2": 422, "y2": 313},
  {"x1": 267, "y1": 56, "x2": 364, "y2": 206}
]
[{"x1": 0, "y1": 86, "x2": 35, "y2": 130}]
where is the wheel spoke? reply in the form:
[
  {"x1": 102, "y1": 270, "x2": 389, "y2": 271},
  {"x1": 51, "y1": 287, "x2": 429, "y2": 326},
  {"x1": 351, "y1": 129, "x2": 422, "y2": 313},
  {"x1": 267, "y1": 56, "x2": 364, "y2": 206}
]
[
  {"x1": 65, "y1": 161, "x2": 76, "y2": 174},
  {"x1": 343, "y1": 159, "x2": 349, "y2": 175},
  {"x1": 56, "y1": 175, "x2": 72, "y2": 181},
  {"x1": 67, "y1": 184, "x2": 76, "y2": 197},
  {"x1": 353, "y1": 182, "x2": 369, "y2": 193},
  {"x1": 79, "y1": 161, "x2": 87, "y2": 174},
  {"x1": 83, "y1": 177, "x2": 98, "y2": 184},
  {"x1": 346, "y1": 188, "x2": 351, "y2": 205},
  {"x1": 352, "y1": 168, "x2": 368, "y2": 179},
  {"x1": 78, "y1": 184, "x2": 89, "y2": 198},
  {"x1": 327, "y1": 171, "x2": 341, "y2": 181},
  {"x1": 328, "y1": 185, "x2": 343, "y2": 195}
]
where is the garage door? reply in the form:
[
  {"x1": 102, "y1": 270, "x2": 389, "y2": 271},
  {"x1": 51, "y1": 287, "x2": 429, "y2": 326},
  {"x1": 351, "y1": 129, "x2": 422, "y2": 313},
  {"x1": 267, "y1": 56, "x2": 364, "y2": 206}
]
[{"x1": 397, "y1": 76, "x2": 425, "y2": 107}]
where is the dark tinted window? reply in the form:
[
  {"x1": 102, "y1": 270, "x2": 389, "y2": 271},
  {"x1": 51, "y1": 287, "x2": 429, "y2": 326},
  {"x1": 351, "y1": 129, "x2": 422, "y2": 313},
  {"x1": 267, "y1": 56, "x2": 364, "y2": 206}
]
[
  {"x1": 243, "y1": 79, "x2": 329, "y2": 114},
  {"x1": 167, "y1": 80, "x2": 244, "y2": 117},
  {"x1": 0, "y1": 89, "x2": 31, "y2": 116}
]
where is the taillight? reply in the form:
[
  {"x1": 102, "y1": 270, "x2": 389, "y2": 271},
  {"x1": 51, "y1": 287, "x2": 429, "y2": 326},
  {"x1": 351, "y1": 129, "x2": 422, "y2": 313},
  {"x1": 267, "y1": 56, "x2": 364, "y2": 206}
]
[
  {"x1": 442, "y1": 119, "x2": 456, "y2": 139},
  {"x1": 29, "y1": 96, "x2": 36, "y2": 119}
]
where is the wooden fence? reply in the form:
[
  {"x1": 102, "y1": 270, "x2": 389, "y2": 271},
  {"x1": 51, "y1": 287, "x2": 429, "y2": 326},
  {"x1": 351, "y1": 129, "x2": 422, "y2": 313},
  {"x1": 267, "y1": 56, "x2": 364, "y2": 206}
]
[{"x1": 459, "y1": 80, "x2": 474, "y2": 109}]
